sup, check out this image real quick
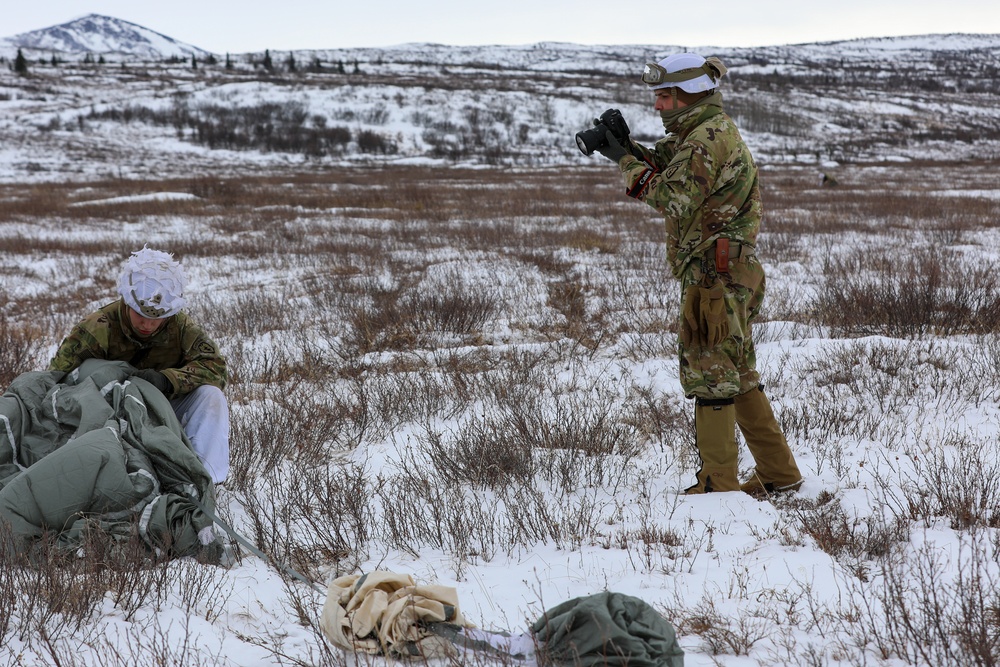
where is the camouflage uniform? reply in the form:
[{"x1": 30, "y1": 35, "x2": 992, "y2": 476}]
[
  {"x1": 603, "y1": 90, "x2": 801, "y2": 494},
  {"x1": 616, "y1": 95, "x2": 763, "y2": 400},
  {"x1": 49, "y1": 298, "x2": 228, "y2": 398}
]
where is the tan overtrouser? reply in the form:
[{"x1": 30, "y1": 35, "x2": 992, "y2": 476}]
[
  {"x1": 685, "y1": 400, "x2": 740, "y2": 493},
  {"x1": 735, "y1": 386, "x2": 802, "y2": 495}
]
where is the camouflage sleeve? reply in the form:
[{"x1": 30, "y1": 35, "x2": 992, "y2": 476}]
[
  {"x1": 48, "y1": 324, "x2": 105, "y2": 372},
  {"x1": 626, "y1": 141, "x2": 659, "y2": 168},
  {"x1": 619, "y1": 140, "x2": 716, "y2": 276},
  {"x1": 162, "y1": 322, "x2": 228, "y2": 396}
]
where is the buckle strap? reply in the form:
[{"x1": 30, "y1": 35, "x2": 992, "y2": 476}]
[
  {"x1": 711, "y1": 239, "x2": 755, "y2": 273},
  {"x1": 722, "y1": 240, "x2": 755, "y2": 260}
]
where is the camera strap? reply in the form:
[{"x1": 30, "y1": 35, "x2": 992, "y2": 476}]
[
  {"x1": 626, "y1": 166, "x2": 657, "y2": 199},
  {"x1": 625, "y1": 155, "x2": 659, "y2": 199}
]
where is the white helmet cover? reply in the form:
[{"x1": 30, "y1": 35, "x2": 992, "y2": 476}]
[
  {"x1": 117, "y1": 247, "x2": 187, "y2": 319},
  {"x1": 644, "y1": 53, "x2": 724, "y2": 93}
]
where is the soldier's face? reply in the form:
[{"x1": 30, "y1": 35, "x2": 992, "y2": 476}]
[
  {"x1": 654, "y1": 89, "x2": 688, "y2": 112},
  {"x1": 128, "y1": 308, "x2": 167, "y2": 338}
]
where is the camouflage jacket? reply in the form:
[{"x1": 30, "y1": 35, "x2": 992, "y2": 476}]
[
  {"x1": 48, "y1": 299, "x2": 228, "y2": 397},
  {"x1": 617, "y1": 98, "x2": 761, "y2": 279}
]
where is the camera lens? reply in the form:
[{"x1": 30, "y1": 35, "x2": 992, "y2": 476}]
[{"x1": 575, "y1": 126, "x2": 605, "y2": 156}]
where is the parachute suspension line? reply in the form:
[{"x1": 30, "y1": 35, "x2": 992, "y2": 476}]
[{"x1": 189, "y1": 495, "x2": 327, "y2": 595}]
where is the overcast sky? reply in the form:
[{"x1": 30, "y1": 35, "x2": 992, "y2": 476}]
[{"x1": 5, "y1": 1, "x2": 998, "y2": 53}]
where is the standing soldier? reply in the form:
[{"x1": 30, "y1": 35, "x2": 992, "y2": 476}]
[
  {"x1": 49, "y1": 247, "x2": 231, "y2": 484},
  {"x1": 585, "y1": 53, "x2": 802, "y2": 495}
]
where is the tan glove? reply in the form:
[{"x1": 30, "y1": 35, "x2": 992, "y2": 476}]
[
  {"x1": 699, "y1": 283, "x2": 730, "y2": 348},
  {"x1": 680, "y1": 284, "x2": 702, "y2": 348},
  {"x1": 681, "y1": 283, "x2": 731, "y2": 348}
]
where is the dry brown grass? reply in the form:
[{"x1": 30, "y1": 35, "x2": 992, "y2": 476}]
[
  {"x1": 761, "y1": 160, "x2": 1000, "y2": 237},
  {"x1": 5, "y1": 159, "x2": 1000, "y2": 666}
]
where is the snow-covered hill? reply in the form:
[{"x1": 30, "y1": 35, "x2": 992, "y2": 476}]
[
  {"x1": 0, "y1": 22, "x2": 998, "y2": 182},
  {"x1": 1, "y1": 13, "x2": 211, "y2": 59},
  {"x1": 5, "y1": 18, "x2": 1000, "y2": 667}
]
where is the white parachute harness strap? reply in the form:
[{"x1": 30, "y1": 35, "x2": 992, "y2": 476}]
[
  {"x1": 124, "y1": 393, "x2": 147, "y2": 410},
  {"x1": 137, "y1": 494, "x2": 162, "y2": 544},
  {"x1": 99, "y1": 469, "x2": 160, "y2": 522},
  {"x1": 117, "y1": 246, "x2": 187, "y2": 319},
  {"x1": 50, "y1": 387, "x2": 60, "y2": 420},
  {"x1": 100, "y1": 379, "x2": 123, "y2": 397},
  {"x1": 0, "y1": 415, "x2": 27, "y2": 472}
]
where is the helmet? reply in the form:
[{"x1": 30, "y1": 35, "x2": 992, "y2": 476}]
[
  {"x1": 117, "y1": 247, "x2": 187, "y2": 318},
  {"x1": 642, "y1": 53, "x2": 727, "y2": 93}
]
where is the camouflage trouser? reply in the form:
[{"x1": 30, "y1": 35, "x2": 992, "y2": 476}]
[{"x1": 677, "y1": 254, "x2": 765, "y2": 400}]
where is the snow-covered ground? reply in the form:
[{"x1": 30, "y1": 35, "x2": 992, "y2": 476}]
[
  {"x1": 2, "y1": 36, "x2": 1000, "y2": 667},
  {"x1": 1, "y1": 33, "x2": 998, "y2": 184}
]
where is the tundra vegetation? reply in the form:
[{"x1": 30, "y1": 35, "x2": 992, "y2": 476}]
[
  {"x1": 2, "y1": 160, "x2": 1000, "y2": 666},
  {"x1": 2, "y1": 43, "x2": 1000, "y2": 666}
]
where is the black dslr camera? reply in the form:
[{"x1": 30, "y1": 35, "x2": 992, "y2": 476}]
[{"x1": 575, "y1": 108, "x2": 631, "y2": 156}]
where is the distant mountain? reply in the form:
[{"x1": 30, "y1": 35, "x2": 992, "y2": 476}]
[
  {"x1": 1, "y1": 14, "x2": 211, "y2": 59},
  {"x1": 0, "y1": 23, "x2": 997, "y2": 180}
]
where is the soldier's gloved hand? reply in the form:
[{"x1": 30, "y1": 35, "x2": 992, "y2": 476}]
[
  {"x1": 135, "y1": 369, "x2": 172, "y2": 396},
  {"x1": 596, "y1": 131, "x2": 629, "y2": 163}
]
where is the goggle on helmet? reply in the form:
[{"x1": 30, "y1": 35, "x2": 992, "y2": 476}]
[{"x1": 642, "y1": 54, "x2": 728, "y2": 93}]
